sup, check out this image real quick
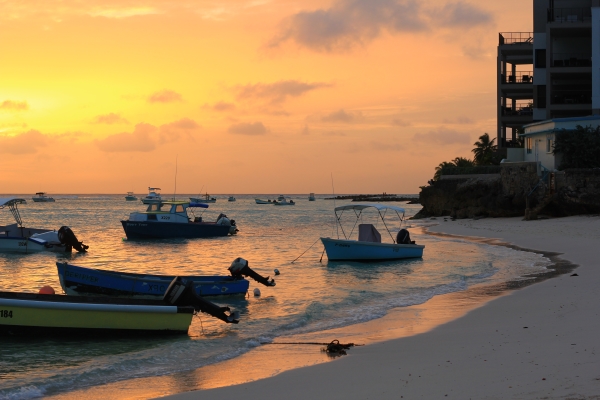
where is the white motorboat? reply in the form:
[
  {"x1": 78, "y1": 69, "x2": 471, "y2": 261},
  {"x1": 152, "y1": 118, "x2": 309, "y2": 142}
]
[
  {"x1": 320, "y1": 203, "x2": 424, "y2": 261},
  {"x1": 228, "y1": 196, "x2": 236, "y2": 202},
  {"x1": 31, "y1": 192, "x2": 55, "y2": 202},
  {"x1": 141, "y1": 187, "x2": 162, "y2": 204},
  {"x1": 255, "y1": 199, "x2": 272, "y2": 204},
  {"x1": 0, "y1": 198, "x2": 88, "y2": 253},
  {"x1": 125, "y1": 192, "x2": 137, "y2": 201},
  {"x1": 190, "y1": 193, "x2": 216, "y2": 203},
  {"x1": 273, "y1": 196, "x2": 295, "y2": 206},
  {"x1": 308, "y1": 193, "x2": 316, "y2": 201}
]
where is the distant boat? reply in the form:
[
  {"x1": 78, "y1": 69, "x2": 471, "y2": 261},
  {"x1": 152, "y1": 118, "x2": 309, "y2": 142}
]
[
  {"x1": 190, "y1": 193, "x2": 216, "y2": 203},
  {"x1": 141, "y1": 187, "x2": 162, "y2": 204},
  {"x1": 273, "y1": 196, "x2": 295, "y2": 206},
  {"x1": 255, "y1": 199, "x2": 272, "y2": 204},
  {"x1": 320, "y1": 203, "x2": 424, "y2": 261},
  {"x1": 125, "y1": 192, "x2": 137, "y2": 201},
  {"x1": 121, "y1": 200, "x2": 238, "y2": 239},
  {"x1": 308, "y1": 193, "x2": 316, "y2": 201},
  {"x1": 31, "y1": 192, "x2": 55, "y2": 202},
  {"x1": 228, "y1": 196, "x2": 236, "y2": 202}
]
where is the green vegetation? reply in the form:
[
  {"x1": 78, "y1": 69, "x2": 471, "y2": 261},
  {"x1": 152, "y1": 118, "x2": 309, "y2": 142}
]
[
  {"x1": 554, "y1": 125, "x2": 600, "y2": 169},
  {"x1": 432, "y1": 133, "x2": 501, "y2": 181}
]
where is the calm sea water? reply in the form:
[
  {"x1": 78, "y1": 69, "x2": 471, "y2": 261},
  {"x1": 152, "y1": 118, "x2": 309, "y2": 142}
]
[{"x1": 0, "y1": 194, "x2": 551, "y2": 400}]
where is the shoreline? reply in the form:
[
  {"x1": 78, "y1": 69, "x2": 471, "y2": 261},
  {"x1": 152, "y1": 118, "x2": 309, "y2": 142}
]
[
  {"x1": 46, "y1": 216, "x2": 600, "y2": 400},
  {"x1": 153, "y1": 215, "x2": 600, "y2": 399}
]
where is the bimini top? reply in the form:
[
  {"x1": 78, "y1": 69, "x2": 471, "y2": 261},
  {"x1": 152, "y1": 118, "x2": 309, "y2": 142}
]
[
  {"x1": 334, "y1": 203, "x2": 405, "y2": 214},
  {"x1": 0, "y1": 198, "x2": 27, "y2": 209}
]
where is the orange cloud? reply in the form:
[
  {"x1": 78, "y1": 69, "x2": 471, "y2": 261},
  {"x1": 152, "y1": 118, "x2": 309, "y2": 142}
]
[
  {"x1": 0, "y1": 100, "x2": 29, "y2": 111},
  {"x1": 227, "y1": 122, "x2": 268, "y2": 135},
  {"x1": 95, "y1": 123, "x2": 157, "y2": 152},
  {"x1": 0, "y1": 130, "x2": 48, "y2": 154},
  {"x1": 321, "y1": 109, "x2": 363, "y2": 123},
  {"x1": 412, "y1": 127, "x2": 471, "y2": 145},
  {"x1": 236, "y1": 80, "x2": 331, "y2": 104},
  {"x1": 93, "y1": 113, "x2": 129, "y2": 124},
  {"x1": 158, "y1": 118, "x2": 201, "y2": 143},
  {"x1": 148, "y1": 90, "x2": 183, "y2": 103}
]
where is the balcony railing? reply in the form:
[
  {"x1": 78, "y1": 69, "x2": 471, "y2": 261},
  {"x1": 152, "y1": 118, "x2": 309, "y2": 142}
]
[
  {"x1": 552, "y1": 53, "x2": 592, "y2": 67},
  {"x1": 502, "y1": 104, "x2": 534, "y2": 116},
  {"x1": 499, "y1": 32, "x2": 533, "y2": 45},
  {"x1": 501, "y1": 71, "x2": 534, "y2": 84},
  {"x1": 548, "y1": 8, "x2": 592, "y2": 23}
]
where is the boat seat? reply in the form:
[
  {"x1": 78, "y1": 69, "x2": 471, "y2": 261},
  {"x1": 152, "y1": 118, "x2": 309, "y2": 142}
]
[{"x1": 358, "y1": 224, "x2": 381, "y2": 243}]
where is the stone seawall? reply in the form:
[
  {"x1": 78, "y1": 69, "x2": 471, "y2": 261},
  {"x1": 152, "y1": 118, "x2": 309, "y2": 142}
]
[{"x1": 415, "y1": 163, "x2": 600, "y2": 218}]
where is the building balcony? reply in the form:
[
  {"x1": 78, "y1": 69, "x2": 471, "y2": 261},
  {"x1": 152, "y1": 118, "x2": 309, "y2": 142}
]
[
  {"x1": 499, "y1": 32, "x2": 533, "y2": 45},
  {"x1": 501, "y1": 71, "x2": 533, "y2": 84},
  {"x1": 547, "y1": 7, "x2": 592, "y2": 24},
  {"x1": 551, "y1": 53, "x2": 592, "y2": 68}
]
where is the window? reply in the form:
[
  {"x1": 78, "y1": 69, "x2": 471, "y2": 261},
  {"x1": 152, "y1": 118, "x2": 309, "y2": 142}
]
[
  {"x1": 535, "y1": 85, "x2": 546, "y2": 108},
  {"x1": 175, "y1": 205, "x2": 184, "y2": 213},
  {"x1": 526, "y1": 137, "x2": 533, "y2": 154}
]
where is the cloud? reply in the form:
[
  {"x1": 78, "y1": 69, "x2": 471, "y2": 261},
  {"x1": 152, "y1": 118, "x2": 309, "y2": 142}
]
[
  {"x1": 95, "y1": 123, "x2": 157, "y2": 152},
  {"x1": 443, "y1": 116, "x2": 473, "y2": 124},
  {"x1": 0, "y1": 130, "x2": 48, "y2": 154},
  {"x1": 391, "y1": 118, "x2": 411, "y2": 127},
  {"x1": 208, "y1": 101, "x2": 236, "y2": 112},
  {"x1": 301, "y1": 125, "x2": 310, "y2": 135},
  {"x1": 434, "y1": 2, "x2": 493, "y2": 28},
  {"x1": 0, "y1": 100, "x2": 29, "y2": 111},
  {"x1": 88, "y1": 7, "x2": 161, "y2": 19},
  {"x1": 321, "y1": 109, "x2": 362, "y2": 123},
  {"x1": 227, "y1": 122, "x2": 268, "y2": 135},
  {"x1": 269, "y1": 0, "x2": 493, "y2": 52},
  {"x1": 236, "y1": 80, "x2": 331, "y2": 104},
  {"x1": 158, "y1": 118, "x2": 201, "y2": 143},
  {"x1": 370, "y1": 141, "x2": 404, "y2": 151},
  {"x1": 148, "y1": 90, "x2": 183, "y2": 103},
  {"x1": 412, "y1": 127, "x2": 471, "y2": 145},
  {"x1": 93, "y1": 113, "x2": 129, "y2": 124}
]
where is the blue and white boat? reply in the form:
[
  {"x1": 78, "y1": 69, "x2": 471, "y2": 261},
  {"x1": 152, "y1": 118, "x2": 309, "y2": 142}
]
[
  {"x1": 0, "y1": 198, "x2": 88, "y2": 253},
  {"x1": 141, "y1": 187, "x2": 162, "y2": 204},
  {"x1": 121, "y1": 200, "x2": 238, "y2": 239},
  {"x1": 56, "y1": 262, "x2": 250, "y2": 298},
  {"x1": 320, "y1": 203, "x2": 424, "y2": 261}
]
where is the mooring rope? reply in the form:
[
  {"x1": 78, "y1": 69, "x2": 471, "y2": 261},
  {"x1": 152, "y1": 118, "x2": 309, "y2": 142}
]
[{"x1": 290, "y1": 237, "x2": 322, "y2": 263}]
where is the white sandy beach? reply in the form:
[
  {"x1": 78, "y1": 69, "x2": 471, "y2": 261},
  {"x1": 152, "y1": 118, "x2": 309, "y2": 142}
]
[{"x1": 160, "y1": 215, "x2": 600, "y2": 400}]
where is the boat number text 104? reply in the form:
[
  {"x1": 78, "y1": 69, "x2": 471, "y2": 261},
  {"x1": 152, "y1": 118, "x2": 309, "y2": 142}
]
[{"x1": 0, "y1": 310, "x2": 13, "y2": 318}]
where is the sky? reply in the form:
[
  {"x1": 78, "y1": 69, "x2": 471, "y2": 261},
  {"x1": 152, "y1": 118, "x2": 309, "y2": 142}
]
[{"x1": 0, "y1": 0, "x2": 532, "y2": 195}]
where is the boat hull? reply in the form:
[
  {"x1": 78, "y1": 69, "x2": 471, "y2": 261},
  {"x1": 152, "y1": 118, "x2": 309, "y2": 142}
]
[
  {"x1": 31, "y1": 198, "x2": 55, "y2": 202},
  {"x1": 121, "y1": 220, "x2": 232, "y2": 239},
  {"x1": 255, "y1": 199, "x2": 271, "y2": 204},
  {"x1": 0, "y1": 292, "x2": 193, "y2": 336},
  {"x1": 320, "y1": 237, "x2": 424, "y2": 261},
  {"x1": 0, "y1": 236, "x2": 66, "y2": 253},
  {"x1": 57, "y1": 263, "x2": 249, "y2": 298}
]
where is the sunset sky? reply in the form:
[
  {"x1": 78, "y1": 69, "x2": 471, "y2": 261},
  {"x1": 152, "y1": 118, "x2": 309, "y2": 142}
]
[{"x1": 0, "y1": 0, "x2": 531, "y2": 195}]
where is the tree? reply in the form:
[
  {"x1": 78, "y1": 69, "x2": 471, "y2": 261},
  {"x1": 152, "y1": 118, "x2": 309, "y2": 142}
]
[
  {"x1": 472, "y1": 133, "x2": 497, "y2": 165},
  {"x1": 433, "y1": 158, "x2": 475, "y2": 180}
]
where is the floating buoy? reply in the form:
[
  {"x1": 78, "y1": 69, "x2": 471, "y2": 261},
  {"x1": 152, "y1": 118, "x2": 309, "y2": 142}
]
[
  {"x1": 253, "y1": 288, "x2": 261, "y2": 297},
  {"x1": 274, "y1": 268, "x2": 280, "y2": 275},
  {"x1": 39, "y1": 285, "x2": 55, "y2": 295}
]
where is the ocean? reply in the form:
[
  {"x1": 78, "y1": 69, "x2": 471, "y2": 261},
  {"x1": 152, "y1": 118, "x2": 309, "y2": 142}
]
[{"x1": 0, "y1": 194, "x2": 552, "y2": 399}]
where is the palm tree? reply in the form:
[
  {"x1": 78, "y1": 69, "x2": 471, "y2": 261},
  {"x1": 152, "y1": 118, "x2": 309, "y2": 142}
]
[
  {"x1": 451, "y1": 157, "x2": 475, "y2": 168},
  {"x1": 472, "y1": 133, "x2": 497, "y2": 165},
  {"x1": 433, "y1": 158, "x2": 475, "y2": 180}
]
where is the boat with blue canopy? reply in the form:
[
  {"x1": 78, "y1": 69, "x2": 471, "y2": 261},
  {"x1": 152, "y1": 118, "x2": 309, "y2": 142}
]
[
  {"x1": 320, "y1": 203, "x2": 424, "y2": 261},
  {"x1": 121, "y1": 200, "x2": 238, "y2": 239}
]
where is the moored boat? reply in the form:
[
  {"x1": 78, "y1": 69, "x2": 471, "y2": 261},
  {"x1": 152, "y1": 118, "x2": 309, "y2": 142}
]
[
  {"x1": 121, "y1": 200, "x2": 238, "y2": 239},
  {"x1": 320, "y1": 203, "x2": 424, "y2": 261},
  {"x1": 0, "y1": 278, "x2": 240, "y2": 337},
  {"x1": 273, "y1": 196, "x2": 295, "y2": 205},
  {"x1": 255, "y1": 199, "x2": 272, "y2": 204},
  {"x1": 56, "y1": 262, "x2": 252, "y2": 298},
  {"x1": 190, "y1": 193, "x2": 216, "y2": 203},
  {"x1": 125, "y1": 192, "x2": 138, "y2": 201},
  {"x1": 228, "y1": 196, "x2": 236, "y2": 202},
  {"x1": 308, "y1": 193, "x2": 316, "y2": 201},
  {"x1": 31, "y1": 192, "x2": 55, "y2": 202},
  {"x1": 0, "y1": 198, "x2": 88, "y2": 253},
  {"x1": 141, "y1": 187, "x2": 162, "y2": 204}
]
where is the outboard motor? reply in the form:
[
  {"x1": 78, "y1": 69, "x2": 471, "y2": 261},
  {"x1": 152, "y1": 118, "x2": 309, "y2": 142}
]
[
  {"x1": 163, "y1": 277, "x2": 240, "y2": 324},
  {"x1": 57, "y1": 226, "x2": 89, "y2": 253},
  {"x1": 229, "y1": 257, "x2": 276, "y2": 287},
  {"x1": 217, "y1": 213, "x2": 238, "y2": 235},
  {"x1": 396, "y1": 229, "x2": 415, "y2": 245}
]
